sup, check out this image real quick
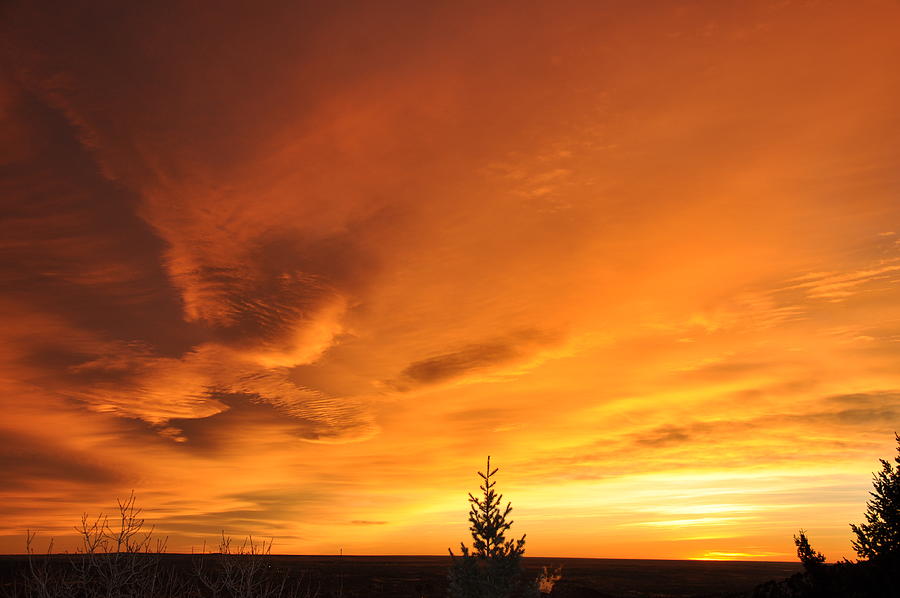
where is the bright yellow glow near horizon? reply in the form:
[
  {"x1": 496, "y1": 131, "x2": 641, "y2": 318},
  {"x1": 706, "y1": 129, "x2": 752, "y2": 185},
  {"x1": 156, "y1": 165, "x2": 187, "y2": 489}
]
[{"x1": 1, "y1": 0, "x2": 900, "y2": 562}]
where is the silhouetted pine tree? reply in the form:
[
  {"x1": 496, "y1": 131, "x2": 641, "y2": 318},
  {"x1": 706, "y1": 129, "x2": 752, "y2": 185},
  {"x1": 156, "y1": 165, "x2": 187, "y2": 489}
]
[
  {"x1": 448, "y1": 456, "x2": 536, "y2": 598},
  {"x1": 793, "y1": 529, "x2": 826, "y2": 571},
  {"x1": 756, "y1": 436, "x2": 900, "y2": 598},
  {"x1": 850, "y1": 433, "x2": 900, "y2": 563}
]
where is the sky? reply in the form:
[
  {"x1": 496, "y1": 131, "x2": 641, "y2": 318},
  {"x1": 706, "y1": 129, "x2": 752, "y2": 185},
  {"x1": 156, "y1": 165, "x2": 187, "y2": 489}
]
[{"x1": 1, "y1": 0, "x2": 899, "y2": 561}]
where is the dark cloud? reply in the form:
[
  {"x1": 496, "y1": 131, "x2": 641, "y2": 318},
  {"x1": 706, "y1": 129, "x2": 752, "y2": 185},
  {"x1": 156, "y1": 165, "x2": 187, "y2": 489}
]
[
  {"x1": 0, "y1": 429, "x2": 122, "y2": 488},
  {"x1": 825, "y1": 391, "x2": 900, "y2": 408},
  {"x1": 191, "y1": 223, "x2": 381, "y2": 348},
  {"x1": 0, "y1": 87, "x2": 202, "y2": 357},
  {"x1": 155, "y1": 486, "x2": 342, "y2": 535},
  {"x1": 632, "y1": 424, "x2": 693, "y2": 447},
  {"x1": 729, "y1": 379, "x2": 817, "y2": 401},
  {"x1": 0, "y1": 86, "x2": 388, "y2": 439},
  {"x1": 632, "y1": 396, "x2": 900, "y2": 451},
  {"x1": 19, "y1": 345, "x2": 98, "y2": 375},
  {"x1": 0, "y1": 1, "x2": 414, "y2": 448},
  {"x1": 402, "y1": 343, "x2": 518, "y2": 384},
  {"x1": 632, "y1": 420, "x2": 757, "y2": 448},
  {"x1": 155, "y1": 509, "x2": 283, "y2": 535},
  {"x1": 806, "y1": 406, "x2": 900, "y2": 428},
  {"x1": 389, "y1": 329, "x2": 560, "y2": 390},
  {"x1": 520, "y1": 389, "x2": 900, "y2": 484},
  {"x1": 287, "y1": 358, "x2": 374, "y2": 399},
  {"x1": 674, "y1": 360, "x2": 773, "y2": 382},
  {"x1": 2, "y1": 0, "x2": 460, "y2": 183},
  {"x1": 167, "y1": 393, "x2": 326, "y2": 451},
  {"x1": 350, "y1": 520, "x2": 387, "y2": 525},
  {"x1": 225, "y1": 489, "x2": 332, "y2": 512}
]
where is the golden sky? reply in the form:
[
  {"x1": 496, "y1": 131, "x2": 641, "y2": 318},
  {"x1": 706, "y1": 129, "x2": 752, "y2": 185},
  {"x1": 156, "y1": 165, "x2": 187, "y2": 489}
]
[{"x1": 2, "y1": 0, "x2": 900, "y2": 561}]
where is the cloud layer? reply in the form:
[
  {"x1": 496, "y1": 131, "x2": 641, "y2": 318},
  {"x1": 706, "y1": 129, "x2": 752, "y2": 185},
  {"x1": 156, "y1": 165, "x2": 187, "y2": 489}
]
[{"x1": 2, "y1": 0, "x2": 900, "y2": 559}]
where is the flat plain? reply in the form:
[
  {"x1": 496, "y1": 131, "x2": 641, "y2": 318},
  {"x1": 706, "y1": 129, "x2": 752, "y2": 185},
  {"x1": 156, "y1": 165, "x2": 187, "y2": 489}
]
[{"x1": 0, "y1": 554, "x2": 803, "y2": 597}]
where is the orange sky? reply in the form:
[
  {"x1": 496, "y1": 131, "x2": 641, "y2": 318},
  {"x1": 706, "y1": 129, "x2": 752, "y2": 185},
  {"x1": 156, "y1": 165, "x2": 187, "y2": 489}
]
[{"x1": 2, "y1": 0, "x2": 900, "y2": 561}]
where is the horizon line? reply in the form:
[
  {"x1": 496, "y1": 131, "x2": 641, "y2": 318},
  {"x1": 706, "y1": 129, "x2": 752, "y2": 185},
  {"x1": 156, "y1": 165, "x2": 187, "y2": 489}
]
[{"x1": 0, "y1": 552, "x2": 801, "y2": 563}]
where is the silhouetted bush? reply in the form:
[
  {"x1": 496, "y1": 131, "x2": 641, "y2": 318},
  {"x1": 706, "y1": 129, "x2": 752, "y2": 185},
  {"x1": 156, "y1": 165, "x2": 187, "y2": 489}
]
[{"x1": 748, "y1": 559, "x2": 897, "y2": 598}]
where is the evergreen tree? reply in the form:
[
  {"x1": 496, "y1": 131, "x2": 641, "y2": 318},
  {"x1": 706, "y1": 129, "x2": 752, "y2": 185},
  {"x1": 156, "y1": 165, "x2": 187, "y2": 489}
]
[
  {"x1": 448, "y1": 456, "x2": 535, "y2": 598},
  {"x1": 793, "y1": 529, "x2": 826, "y2": 570},
  {"x1": 850, "y1": 433, "x2": 900, "y2": 562}
]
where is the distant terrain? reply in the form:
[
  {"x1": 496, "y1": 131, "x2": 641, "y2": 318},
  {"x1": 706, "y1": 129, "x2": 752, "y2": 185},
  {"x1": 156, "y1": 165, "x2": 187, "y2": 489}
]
[{"x1": 0, "y1": 554, "x2": 802, "y2": 597}]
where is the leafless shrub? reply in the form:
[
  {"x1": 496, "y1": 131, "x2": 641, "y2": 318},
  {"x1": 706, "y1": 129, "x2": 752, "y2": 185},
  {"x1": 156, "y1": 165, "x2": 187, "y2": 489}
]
[
  {"x1": 68, "y1": 491, "x2": 184, "y2": 598},
  {"x1": 11, "y1": 493, "x2": 320, "y2": 598},
  {"x1": 13, "y1": 492, "x2": 183, "y2": 598},
  {"x1": 193, "y1": 533, "x2": 313, "y2": 598},
  {"x1": 535, "y1": 564, "x2": 562, "y2": 595},
  {"x1": 18, "y1": 530, "x2": 66, "y2": 598}
]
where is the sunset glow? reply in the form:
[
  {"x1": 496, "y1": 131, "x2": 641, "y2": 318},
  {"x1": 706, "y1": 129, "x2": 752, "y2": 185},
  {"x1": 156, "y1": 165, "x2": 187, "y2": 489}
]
[{"x1": 2, "y1": 1, "x2": 900, "y2": 562}]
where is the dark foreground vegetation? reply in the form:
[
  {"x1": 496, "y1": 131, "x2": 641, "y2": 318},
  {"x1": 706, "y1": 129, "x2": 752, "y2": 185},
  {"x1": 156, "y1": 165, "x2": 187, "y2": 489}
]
[
  {"x1": 2, "y1": 436, "x2": 897, "y2": 597},
  {"x1": 0, "y1": 554, "x2": 804, "y2": 598},
  {"x1": 747, "y1": 435, "x2": 900, "y2": 598}
]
